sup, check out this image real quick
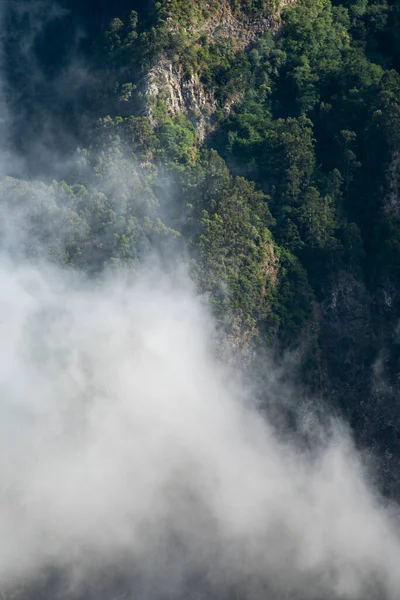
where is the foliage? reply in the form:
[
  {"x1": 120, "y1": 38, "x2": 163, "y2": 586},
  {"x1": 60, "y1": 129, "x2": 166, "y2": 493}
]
[{"x1": 6, "y1": 0, "x2": 400, "y2": 470}]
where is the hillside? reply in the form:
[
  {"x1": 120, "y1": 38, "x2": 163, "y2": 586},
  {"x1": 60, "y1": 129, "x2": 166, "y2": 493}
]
[
  {"x1": 3, "y1": 1, "x2": 400, "y2": 600},
  {"x1": 4, "y1": 0, "x2": 400, "y2": 494}
]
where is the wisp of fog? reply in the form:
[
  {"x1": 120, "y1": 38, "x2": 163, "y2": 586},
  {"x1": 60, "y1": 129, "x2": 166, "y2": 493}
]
[
  {"x1": 2, "y1": 3, "x2": 400, "y2": 600},
  {"x1": 1, "y1": 255, "x2": 400, "y2": 600}
]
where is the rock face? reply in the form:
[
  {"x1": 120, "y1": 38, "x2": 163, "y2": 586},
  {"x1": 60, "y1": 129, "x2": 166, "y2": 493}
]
[
  {"x1": 385, "y1": 150, "x2": 400, "y2": 218},
  {"x1": 312, "y1": 267, "x2": 400, "y2": 495},
  {"x1": 141, "y1": 0, "x2": 294, "y2": 138},
  {"x1": 144, "y1": 59, "x2": 217, "y2": 140},
  {"x1": 320, "y1": 271, "x2": 374, "y2": 407},
  {"x1": 191, "y1": 2, "x2": 276, "y2": 47}
]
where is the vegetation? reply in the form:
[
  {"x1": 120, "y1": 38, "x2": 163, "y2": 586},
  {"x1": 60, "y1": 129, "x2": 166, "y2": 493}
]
[{"x1": 5, "y1": 0, "x2": 400, "y2": 492}]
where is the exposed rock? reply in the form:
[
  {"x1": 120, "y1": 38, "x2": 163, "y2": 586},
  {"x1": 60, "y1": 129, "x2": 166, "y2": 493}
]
[
  {"x1": 191, "y1": 3, "x2": 274, "y2": 48},
  {"x1": 321, "y1": 271, "x2": 374, "y2": 399},
  {"x1": 384, "y1": 150, "x2": 400, "y2": 218},
  {"x1": 144, "y1": 58, "x2": 217, "y2": 140},
  {"x1": 191, "y1": 0, "x2": 298, "y2": 46},
  {"x1": 141, "y1": 0, "x2": 296, "y2": 138}
]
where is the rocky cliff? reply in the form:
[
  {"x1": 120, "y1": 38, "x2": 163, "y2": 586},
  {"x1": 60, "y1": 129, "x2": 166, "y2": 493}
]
[{"x1": 140, "y1": 0, "x2": 296, "y2": 138}]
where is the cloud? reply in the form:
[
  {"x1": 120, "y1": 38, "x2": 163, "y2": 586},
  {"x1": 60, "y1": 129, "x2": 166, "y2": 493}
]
[
  {"x1": 0, "y1": 3, "x2": 400, "y2": 600},
  {"x1": 0, "y1": 256, "x2": 399, "y2": 600}
]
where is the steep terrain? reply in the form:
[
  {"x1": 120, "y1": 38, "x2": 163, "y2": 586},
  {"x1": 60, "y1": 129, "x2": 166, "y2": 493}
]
[
  {"x1": 3, "y1": 0, "x2": 400, "y2": 494},
  {"x1": 3, "y1": 2, "x2": 400, "y2": 600}
]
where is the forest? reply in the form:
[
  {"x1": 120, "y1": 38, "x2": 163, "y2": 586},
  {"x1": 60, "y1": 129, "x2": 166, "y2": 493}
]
[
  {"x1": 3, "y1": 2, "x2": 400, "y2": 600},
  {"x1": 3, "y1": 0, "x2": 400, "y2": 492}
]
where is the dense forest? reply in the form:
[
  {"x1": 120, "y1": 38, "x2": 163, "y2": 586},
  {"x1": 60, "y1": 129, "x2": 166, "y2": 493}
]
[
  {"x1": 3, "y1": 0, "x2": 400, "y2": 494},
  {"x1": 5, "y1": 2, "x2": 400, "y2": 600}
]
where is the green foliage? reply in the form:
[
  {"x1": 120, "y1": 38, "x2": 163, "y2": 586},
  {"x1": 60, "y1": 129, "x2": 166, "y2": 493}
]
[
  {"x1": 156, "y1": 115, "x2": 198, "y2": 166},
  {"x1": 187, "y1": 150, "x2": 278, "y2": 333},
  {"x1": 7, "y1": 0, "x2": 400, "y2": 362},
  {"x1": 0, "y1": 134, "x2": 179, "y2": 273},
  {"x1": 272, "y1": 247, "x2": 314, "y2": 344}
]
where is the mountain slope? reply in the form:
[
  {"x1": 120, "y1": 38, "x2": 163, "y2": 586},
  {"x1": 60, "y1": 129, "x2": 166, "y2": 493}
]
[{"x1": 3, "y1": 0, "x2": 400, "y2": 495}]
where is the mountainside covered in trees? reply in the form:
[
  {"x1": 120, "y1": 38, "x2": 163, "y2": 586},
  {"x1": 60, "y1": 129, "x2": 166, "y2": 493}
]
[{"x1": 3, "y1": 0, "x2": 400, "y2": 495}]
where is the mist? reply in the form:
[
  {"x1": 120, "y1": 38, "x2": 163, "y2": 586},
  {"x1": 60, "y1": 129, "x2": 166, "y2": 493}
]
[
  {"x1": 0, "y1": 257, "x2": 399, "y2": 600},
  {"x1": 1, "y1": 2, "x2": 400, "y2": 600}
]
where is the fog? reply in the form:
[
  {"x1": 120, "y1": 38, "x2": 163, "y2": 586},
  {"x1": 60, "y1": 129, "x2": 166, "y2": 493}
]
[
  {"x1": 0, "y1": 257, "x2": 399, "y2": 600},
  {"x1": 1, "y1": 3, "x2": 400, "y2": 600}
]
